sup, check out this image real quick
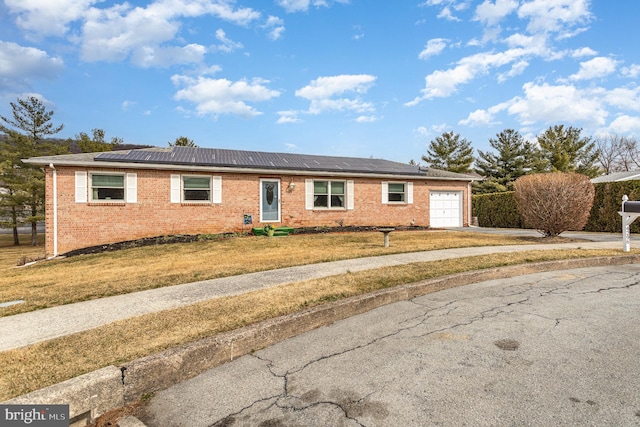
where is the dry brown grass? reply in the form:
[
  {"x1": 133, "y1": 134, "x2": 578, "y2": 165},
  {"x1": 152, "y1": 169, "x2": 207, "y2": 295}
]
[
  {"x1": 0, "y1": 247, "x2": 629, "y2": 400},
  {"x1": 0, "y1": 234, "x2": 45, "y2": 269},
  {"x1": 0, "y1": 230, "x2": 540, "y2": 316}
]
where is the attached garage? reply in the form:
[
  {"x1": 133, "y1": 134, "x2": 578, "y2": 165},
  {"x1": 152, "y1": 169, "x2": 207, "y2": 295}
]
[{"x1": 430, "y1": 191, "x2": 462, "y2": 227}]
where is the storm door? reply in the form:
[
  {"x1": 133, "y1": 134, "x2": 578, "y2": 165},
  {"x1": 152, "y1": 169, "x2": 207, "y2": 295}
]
[{"x1": 260, "y1": 179, "x2": 280, "y2": 222}]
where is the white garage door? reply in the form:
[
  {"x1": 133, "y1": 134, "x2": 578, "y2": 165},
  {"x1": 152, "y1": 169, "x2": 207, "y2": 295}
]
[{"x1": 430, "y1": 191, "x2": 462, "y2": 228}]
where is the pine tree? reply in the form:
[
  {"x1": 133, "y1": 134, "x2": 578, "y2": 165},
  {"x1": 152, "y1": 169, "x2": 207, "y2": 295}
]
[
  {"x1": 169, "y1": 136, "x2": 198, "y2": 147},
  {"x1": 422, "y1": 131, "x2": 474, "y2": 173},
  {"x1": 537, "y1": 125, "x2": 600, "y2": 177},
  {"x1": 0, "y1": 97, "x2": 67, "y2": 245},
  {"x1": 474, "y1": 129, "x2": 542, "y2": 194},
  {"x1": 76, "y1": 129, "x2": 122, "y2": 153}
]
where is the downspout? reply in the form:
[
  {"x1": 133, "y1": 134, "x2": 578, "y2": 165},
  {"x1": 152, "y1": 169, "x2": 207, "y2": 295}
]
[
  {"x1": 49, "y1": 163, "x2": 58, "y2": 258},
  {"x1": 467, "y1": 180, "x2": 473, "y2": 227}
]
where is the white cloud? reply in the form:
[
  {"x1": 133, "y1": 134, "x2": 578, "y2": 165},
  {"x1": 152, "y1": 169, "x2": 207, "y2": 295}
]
[
  {"x1": 8, "y1": 0, "x2": 260, "y2": 66},
  {"x1": 131, "y1": 44, "x2": 207, "y2": 68},
  {"x1": 459, "y1": 109, "x2": 495, "y2": 126},
  {"x1": 473, "y1": 0, "x2": 518, "y2": 26},
  {"x1": 414, "y1": 126, "x2": 429, "y2": 137},
  {"x1": 437, "y1": 7, "x2": 461, "y2": 21},
  {"x1": 263, "y1": 16, "x2": 285, "y2": 40},
  {"x1": 296, "y1": 74, "x2": 375, "y2": 99},
  {"x1": 0, "y1": 41, "x2": 64, "y2": 89},
  {"x1": 622, "y1": 64, "x2": 640, "y2": 78},
  {"x1": 355, "y1": 115, "x2": 379, "y2": 123},
  {"x1": 172, "y1": 74, "x2": 280, "y2": 118},
  {"x1": 608, "y1": 115, "x2": 640, "y2": 135},
  {"x1": 569, "y1": 56, "x2": 618, "y2": 81},
  {"x1": 418, "y1": 38, "x2": 448, "y2": 60},
  {"x1": 407, "y1": 46, "x2": 543, "y2": 105},
  {"x1": 277, "y1": 0, "x2": 311, "y2": 13},
  {"x1": 517, "y1": 0, "x2": 592, "y2": 34},
  {"x1": 497, "y1": 60, "x2": 529, "y2": 82},
  {"x1": 276, "y1": 0, "x2": 348, "y2": 13},
  {"x1": 287, "y1": 74, "x2": 377, "y2": 118},
  {"x1": 210, "y1": 29, "x2": 243, "y2": 53},
  {"x1": 571, "y1": 47, "x2": 597, "y2": 58},
  {"x1": 413, "y1": 123, "x2": 449, "y2": 139},
  {"x1": 276, "y1": 110, "x2": 301, "y2": 124},
  {"x1": 5, "y1": 0, "x2": 97, "y2": 37},
  {"x1": 121, "y1": 100, "x2": 135, "y2": 111},
  {"x1": 421, "y1": 0, "x2": 470, "y2": 21},
  {"x1": 506, "y1": 82, "x2": 608, "y2": 126},
  {"x1": 603, "y1": 87, "x2": 640, "y2": 112}
]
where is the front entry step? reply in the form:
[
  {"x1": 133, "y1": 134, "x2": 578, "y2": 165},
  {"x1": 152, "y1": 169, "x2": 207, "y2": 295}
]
[{"x1": 252, "y1": 226, "x2": 294, "y2": 236}]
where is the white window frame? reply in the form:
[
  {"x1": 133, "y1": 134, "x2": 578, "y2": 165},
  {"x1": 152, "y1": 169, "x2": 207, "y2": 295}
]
[
  {"x1": 89, "y1": 172, "x2": 127, "y2": 203},
  {"x1": 171, "y1": 174, "x2": 222, "y2": 204},
  {"x1": 382, "y1": 181, "x2": 413, "y2": 204},
  {"x1": 305, "y1": 179, "x2": 354, "y2": 210}
]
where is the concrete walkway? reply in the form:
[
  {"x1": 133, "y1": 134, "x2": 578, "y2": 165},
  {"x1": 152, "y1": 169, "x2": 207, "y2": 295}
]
[{"x1": 0, "y1": 229, "x2": 634, "y2": 352}]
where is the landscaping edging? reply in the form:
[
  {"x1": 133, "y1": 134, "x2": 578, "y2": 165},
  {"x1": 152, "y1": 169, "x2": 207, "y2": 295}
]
[{"x1": 4, "y1": 254, "x2": 640, "y2": 426}]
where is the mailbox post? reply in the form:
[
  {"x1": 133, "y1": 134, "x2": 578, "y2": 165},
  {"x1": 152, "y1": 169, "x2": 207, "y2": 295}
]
[{"x1": 619, "y1": 195, "x2": 640, "y2": 252}]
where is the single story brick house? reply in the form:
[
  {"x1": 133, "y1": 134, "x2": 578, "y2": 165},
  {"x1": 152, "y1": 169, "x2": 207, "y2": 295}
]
[{"x1": 25, "y1": 146, "x2": 476, "y2": 257}]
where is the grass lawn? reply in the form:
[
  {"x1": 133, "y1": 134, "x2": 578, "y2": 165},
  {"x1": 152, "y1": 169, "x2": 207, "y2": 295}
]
[
  {"x1": 0, "y1": 230, "x2": 633, "y2": 400},
  {"x1": 0, "y1": 230, "x2": 541, "y2": 317}
]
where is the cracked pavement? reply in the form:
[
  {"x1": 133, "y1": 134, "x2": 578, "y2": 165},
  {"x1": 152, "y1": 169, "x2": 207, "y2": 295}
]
[{"x1": 140, "y1": 264, "x2": 640, "y2": 426}]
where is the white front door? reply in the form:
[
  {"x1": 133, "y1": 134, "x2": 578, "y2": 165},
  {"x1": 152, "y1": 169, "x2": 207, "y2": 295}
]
[{"x1": 430, "y1": 191, "x2": 462, "y2": 228}]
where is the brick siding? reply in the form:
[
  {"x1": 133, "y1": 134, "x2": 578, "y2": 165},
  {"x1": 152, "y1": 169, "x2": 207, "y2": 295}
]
[{"x1": 45, "y1": 167, "x2": 469, "y2": 256}]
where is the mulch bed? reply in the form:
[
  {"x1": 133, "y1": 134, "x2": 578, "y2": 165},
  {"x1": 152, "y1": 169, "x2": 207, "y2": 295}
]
[{"x1": 62, "y1": 226, "x2": 434, "y2": 257}]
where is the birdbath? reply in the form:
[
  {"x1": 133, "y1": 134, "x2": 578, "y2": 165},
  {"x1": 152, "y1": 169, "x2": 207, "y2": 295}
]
[{"x1": 377, "y1": 227, "x2": 395, "y2": 247}]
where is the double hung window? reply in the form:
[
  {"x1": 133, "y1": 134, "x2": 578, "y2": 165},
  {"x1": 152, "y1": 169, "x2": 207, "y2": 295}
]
[
  {"x1": 170, "y1": 174, "x2": 221, "y2": 204},
  {"x1": 382, "y1": 181, "x2": 413, "y2": 204},
  {"x1": 314, "y1": 180, "x2": 345, "y2": 209},
  {"x1": 183, "y1": 176, "x2": 211, "y2": 202},
  {"x1": 387, "y1": 183, "x2": 406, "y2": 202},
  {"x1": 91, "y1": 174, "x2": 125, "y2": 201}
]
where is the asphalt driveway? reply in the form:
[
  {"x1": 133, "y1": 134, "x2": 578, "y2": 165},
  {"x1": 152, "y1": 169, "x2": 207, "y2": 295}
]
[{"x1": 141, "y1": 263, "x2": 640, "y2": 427}]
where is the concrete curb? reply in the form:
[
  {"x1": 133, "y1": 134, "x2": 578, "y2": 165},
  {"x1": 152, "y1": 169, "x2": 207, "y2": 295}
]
[{"x1": 4, "y1": 255, "x2": 640, "y2": 426}]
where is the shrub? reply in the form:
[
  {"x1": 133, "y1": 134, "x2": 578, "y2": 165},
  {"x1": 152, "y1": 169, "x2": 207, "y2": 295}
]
[
  {"x1": 513, "y1": 172, "x2": 595, "y2": 237},
  {"x1": 472, "y1": 192, "x2": 523, "y2": 228},
  {"x1": 585, "y1": 181, "x2": 640, "y2": 233}
]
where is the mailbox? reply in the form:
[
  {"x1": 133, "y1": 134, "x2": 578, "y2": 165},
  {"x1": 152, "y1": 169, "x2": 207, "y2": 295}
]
[{"x1": 622, "y1": 201, "x2": 640, "y2": 213}]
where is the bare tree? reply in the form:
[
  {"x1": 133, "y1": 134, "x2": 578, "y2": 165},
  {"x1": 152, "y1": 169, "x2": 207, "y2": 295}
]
[
  {"x1": 595, "y1": 134, "x2": 640, "y2": 173},
  {"x1": 513, "y1": 172, "x2": 595, "y2": 237},
  {"x1": 618, "y1": 136, "x2": 640, "y2": 171}
]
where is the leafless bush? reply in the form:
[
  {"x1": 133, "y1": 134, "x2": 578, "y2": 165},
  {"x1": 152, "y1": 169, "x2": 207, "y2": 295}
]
[{"x1": 513, "y1": 172, "x2": 595, "y2": 237}]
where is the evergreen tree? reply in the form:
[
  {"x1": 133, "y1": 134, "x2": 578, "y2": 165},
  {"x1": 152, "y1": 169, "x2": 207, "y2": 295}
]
[
  {"x1": 422, "y1": 131, "x2": 474, "y2": 173},
  {"x1": 169, "y1": 136, "x2": 198, "y2": 147},
  {"x1": 76, "y1": 129, "x2": 122, "y2": 153},
  {"x1": 537, "y1": 125, "x2": 600, "y2": 177},
  {"x1": 0, "y1": 97, "x2": 67, "y2": 245},
  {"x1": 474, "y1": 129, "x2": 542, "y2": 194}
]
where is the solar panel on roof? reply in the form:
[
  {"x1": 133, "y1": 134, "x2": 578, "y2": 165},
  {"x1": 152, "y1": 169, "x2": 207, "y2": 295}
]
[{"x1": 94, "y1": 146, "x2": 425, "y2": 176}]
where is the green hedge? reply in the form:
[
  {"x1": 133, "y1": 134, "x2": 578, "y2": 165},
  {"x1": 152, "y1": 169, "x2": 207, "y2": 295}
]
[
  {"x1": 472, "y1": 181, "x2": 640, "y2": 233},
  {"x1": 472, "y1": 192, "x2": 523, "y2": 228},
  {"x1": 585, "y1": 181, "x2": 640, "y2": 233}
]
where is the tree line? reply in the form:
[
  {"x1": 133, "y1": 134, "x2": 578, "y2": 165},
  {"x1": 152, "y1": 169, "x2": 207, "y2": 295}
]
[
  {"x1": 418, "y1": 127, "x2": 638, "y2": 194},
  {"x1": 0, "y1": 96, "x2": 197, "y2": 246}
]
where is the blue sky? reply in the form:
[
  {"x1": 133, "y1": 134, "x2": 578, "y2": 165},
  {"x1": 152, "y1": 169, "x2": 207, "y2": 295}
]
[{"x1": 1, "y1": 0, "x2": 639, "y2": 164}]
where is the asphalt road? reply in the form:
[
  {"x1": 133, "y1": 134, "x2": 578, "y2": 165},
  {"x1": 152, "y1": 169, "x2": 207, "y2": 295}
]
[{"x1": 141, "y1": 264, "x2": 640, "y2": 427}]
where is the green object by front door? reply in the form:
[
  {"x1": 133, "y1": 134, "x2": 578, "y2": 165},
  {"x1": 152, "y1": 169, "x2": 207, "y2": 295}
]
[{"x1": 261, "y1": 180, "x2": 280, "y2": 222}]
